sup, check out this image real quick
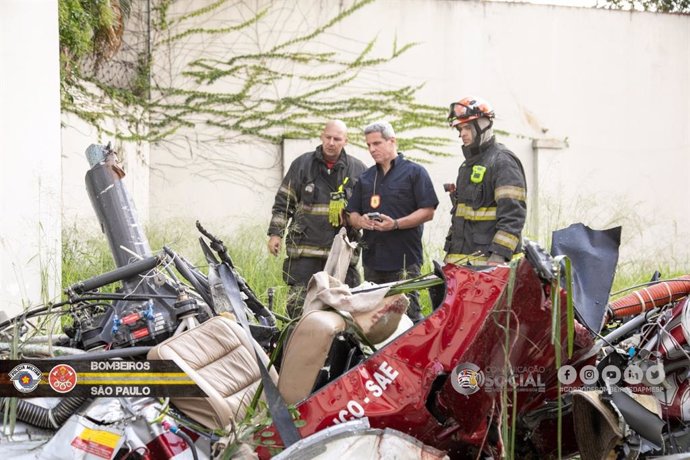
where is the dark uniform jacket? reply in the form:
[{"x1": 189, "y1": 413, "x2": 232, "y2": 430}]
[
  {"x1": 268, "y1": 146, "x2": 366, "y2": 260},
  {"x1": 445, "y1": 137, "x2": 527, "y2": 260}
]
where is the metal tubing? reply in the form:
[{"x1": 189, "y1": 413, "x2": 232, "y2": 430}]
[
  {"x1": 595, "y1": 308, "x2": 659, "y2": 349},
  {"x1": 68, "y1": 255, "x2": 160, "y2": 294}
]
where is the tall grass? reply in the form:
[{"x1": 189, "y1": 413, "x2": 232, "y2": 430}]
[
  {"x1": 529, "y1": 195, "x2": 690, "y2": 297},
  {"x1": 62, "y1": 222, "x2": 290, "y2": 316},
  {"x1": 62, "y1": 220, "x2": 689, "y2": 321},
  {"x1": 200, "y1": 224, "x2": 290, "y2": 317},
  {"x1": 62, "y1": 222, "x2": 117, "y2": 292},
  {"x1": 62, "y1": 220, "x2": 452, "y2": 317},
  {"x1": 611, "y1": 262, "x2": 689, "y2": 299}
]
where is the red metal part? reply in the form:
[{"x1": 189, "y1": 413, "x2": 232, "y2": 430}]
[
  {"x1": 257, "y1": 260, "x2": 584, "y2": 458},
  {"x1": 132, "y1": 327, "x2": 149, "y2": 339},
  {"x1": 609, "y1": 275, "x2": 690, "y2": 320},
  {"x1": 122, "y1": 312, "x2": 142, "y2": 325},
  {"x1": 643, "y1": 298, "x2": 690, "y2": 421},
  {"x1": 145, "y1": 428, "x2": 199, "y2": 459},
  {"x1": 146, "y1": 431, "x2": 188, "y2": 459}
]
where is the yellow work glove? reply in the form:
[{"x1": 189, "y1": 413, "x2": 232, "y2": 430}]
[{"x1": 328, "y1": 177, "x2": 350, "y2": 227}]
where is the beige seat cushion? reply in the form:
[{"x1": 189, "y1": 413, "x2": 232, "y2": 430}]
[
  {"x1": 278, "y1": 310, "x2": 347, "y2": 405},
  {"x1": 351, "y1": 294, "x2": 409, "y2": 344},
  {"x1": 148, "y1": 316, "x2": 277, "y2": 430},
  {"x1": 278, "y1": 296, "x2": 412, "y2": 406},
  {"x1": 303, "y1": 271, "x2": 409, "y2": 345}
]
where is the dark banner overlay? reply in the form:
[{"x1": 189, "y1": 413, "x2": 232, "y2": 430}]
[{"x1": 0, "y1": 360, "x2": 206, "y2": 398}]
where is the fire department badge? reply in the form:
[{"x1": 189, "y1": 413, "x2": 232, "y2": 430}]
[
  {"x1": 9, "y1": 363, "x2": 42, "y2": 393},
  {"x1": 49, "y1": 364, "x2": 78, "y2": 394}
]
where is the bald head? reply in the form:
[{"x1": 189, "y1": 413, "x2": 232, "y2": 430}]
[
  {"x1": 325, "y1": 119, "x2": 347, "y2": 133},
  {"x1": 320, "y1": 120, "x2": 348, "y2": 161}
]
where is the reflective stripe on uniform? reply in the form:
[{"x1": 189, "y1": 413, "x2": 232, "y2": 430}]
[
  {"x1": 270, "y1": 214, "x2": 288, "y2": 227},
  {"x1": 455, "y1": 204, "x2": 497, "y2": 221},
  {"x1": 287, "y1": 245, "x2": 330, "y2": 258},
  {"x1": 300, "y1": 203, "x2": 330, "y2": 215},
  {"x1": 493, "y1": 230, "x2": 520, "y2": 251},
  {"x1": 444, "y1": 253, "x2": 488, "y2": 265},
  {"x1": 494, "y1": 185, "x2": 526, "y2": 201},
  {"x1": 444, "y1": 252, "x2": 523, "y2": 265},
  {"x1": 278, "y1": 184, "x2": 297, "y2": 202}
]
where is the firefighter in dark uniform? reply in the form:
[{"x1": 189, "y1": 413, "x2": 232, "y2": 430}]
[
  {"x1": 268, "y1": 120, "x2": 367, "y2": 318},
  {"x1": 444, "y1": 97, "x2": 527, "y2": 264}
]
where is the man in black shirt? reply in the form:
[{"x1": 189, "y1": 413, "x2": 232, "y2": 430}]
[{"x1": 346, "y1": 121, "x2": 439, "y2": 322}]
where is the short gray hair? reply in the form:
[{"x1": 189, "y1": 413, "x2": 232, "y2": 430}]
[{"x1": 364, "y1": 121, "x2": 396, "y2": 140}]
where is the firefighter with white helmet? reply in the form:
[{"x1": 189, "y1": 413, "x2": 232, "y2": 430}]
[{"x1": 444, "y1": 97, "x2": 527, "y2": 264}]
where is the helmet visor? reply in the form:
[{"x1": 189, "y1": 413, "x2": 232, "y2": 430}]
[
  {"x1": 447, "y1": 102, "x2": 475, "y2": 127},
  {"x1": 447, "y1": 100, "x2": 495, "y2": 127}
]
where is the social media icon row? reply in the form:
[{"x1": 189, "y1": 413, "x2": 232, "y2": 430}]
[{"x1": 557, "y1": 364, "x2": 665, "y2": 386}]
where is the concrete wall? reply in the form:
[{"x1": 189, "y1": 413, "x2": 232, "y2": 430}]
[
  {"x1": 61, "y1": 109, "x2": 151, "y2": 235},
  {"x1": 61, "y1": 0, "x2": 152, "y2": 235},
  {"x1": 65, "y1": 0, "x2": 690, "y2": 270},
  {"x1": 149, "y1": 134, "x2": 283, "y2": 231},
  {"x1": 1, "y1": 0, "x2": 62, "y2": 318}
]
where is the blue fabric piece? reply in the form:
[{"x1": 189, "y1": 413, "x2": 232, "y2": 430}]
[{"x1": 551, "y1": 223, "x2": 621, "y2": 333}]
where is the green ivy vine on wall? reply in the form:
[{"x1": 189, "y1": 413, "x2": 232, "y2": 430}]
[{"x1": 59, "y1": 0, "x2": 450, "y2": 159}]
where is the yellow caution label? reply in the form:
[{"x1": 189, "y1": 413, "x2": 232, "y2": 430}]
[{"x1": 78, "y1": 427, "x2": 121, "y2": 448}]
